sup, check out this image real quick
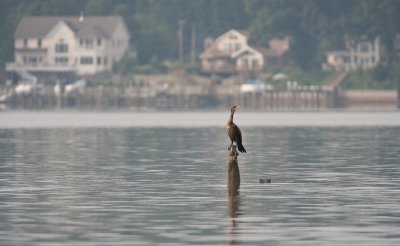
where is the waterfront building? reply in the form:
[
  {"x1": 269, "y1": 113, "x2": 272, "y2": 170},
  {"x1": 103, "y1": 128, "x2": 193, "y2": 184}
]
[{"x1": 6, "y1": 15, "x2": 130, "y2": 76}]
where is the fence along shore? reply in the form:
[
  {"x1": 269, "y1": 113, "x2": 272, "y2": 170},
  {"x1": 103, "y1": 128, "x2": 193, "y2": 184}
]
[{"x1": 1, "y1": 84, "x2": 397, "y2": 111}]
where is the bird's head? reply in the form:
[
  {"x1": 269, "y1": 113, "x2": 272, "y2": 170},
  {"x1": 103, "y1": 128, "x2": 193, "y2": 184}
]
[{"x1": 231, "y1": 105, "x2": 240, "y2": 113}]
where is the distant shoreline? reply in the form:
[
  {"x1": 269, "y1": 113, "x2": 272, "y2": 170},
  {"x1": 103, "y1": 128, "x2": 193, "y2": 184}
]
[{"x1": 0, "y1": 111, "x2": 399, "y2": 128}]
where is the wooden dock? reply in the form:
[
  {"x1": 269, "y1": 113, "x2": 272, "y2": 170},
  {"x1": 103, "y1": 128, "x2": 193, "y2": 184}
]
[{"x1": 0, "y1": 84, "x2": 398, "y2": 111}]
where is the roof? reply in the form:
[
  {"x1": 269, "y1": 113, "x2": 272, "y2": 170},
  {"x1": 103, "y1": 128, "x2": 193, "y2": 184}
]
[
  {"x1": 200, "y1": 29, "x2": 252, "y2": 59},
  {"x1": 231, "y1": 46, "x2": 262, "y2": 59},
  {"x1": 199, "y1": 44, "x2": 230, "y2": 59},
  {"x1": 266, "y1": 37, "x2": 291, "y2": 57},
  {"x1": 214, "y1": 29, "x2": 248, "y2": 44},
  {"x1": 14, "y1": 16, "x2": 126, "y2": 39}
]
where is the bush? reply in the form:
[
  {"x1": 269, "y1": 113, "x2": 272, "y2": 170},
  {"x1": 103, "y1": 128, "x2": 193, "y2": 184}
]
[
  {"x1": 342, "y1": 67, "x2": 395, "y2": 90},
  {"x1": 113, "y1": 56, "x2": 137, "y2": 76},
  {"x1": 113, "y1": 55, "x2": 167, "y2": 75},
  {"x1": 133, "y1": 64, "x2": 157, "y2": 74}
]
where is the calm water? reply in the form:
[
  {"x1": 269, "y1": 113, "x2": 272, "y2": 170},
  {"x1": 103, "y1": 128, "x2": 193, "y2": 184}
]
[{"x1": 0, "y1": 113, "x2": 400, "y2": 245}]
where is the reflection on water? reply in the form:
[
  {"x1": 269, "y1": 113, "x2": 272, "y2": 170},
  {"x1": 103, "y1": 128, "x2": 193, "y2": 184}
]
[
  {"x1": 0, "y1": 127, "x2": 400, "y2": 245},
  {"x1": 227, "y1": 146, "x2": 242, "y2": 245},
  {"x1": 228, "y1": 190, "x2": 241, "y2": 246}
]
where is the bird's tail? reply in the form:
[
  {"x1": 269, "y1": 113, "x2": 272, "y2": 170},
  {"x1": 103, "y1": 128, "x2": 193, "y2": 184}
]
[{"x1": 238, "y1": 143, "x2": 246, "y2": 153}]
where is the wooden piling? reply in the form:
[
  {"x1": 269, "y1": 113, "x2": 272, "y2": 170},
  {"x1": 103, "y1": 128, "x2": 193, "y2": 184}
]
[{"x1": 227, "y1": 145, "x2": 240, "y2": 193}]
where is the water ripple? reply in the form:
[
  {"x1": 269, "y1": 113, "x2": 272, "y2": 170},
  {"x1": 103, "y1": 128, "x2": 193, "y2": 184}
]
[{"x1": 0, "y1": 127, "x2": 399, "y2": 245}]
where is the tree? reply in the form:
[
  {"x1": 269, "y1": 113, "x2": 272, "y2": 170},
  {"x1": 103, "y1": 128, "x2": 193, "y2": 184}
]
[
  {"x1": 2, "y1": 0, "x2": 400, "y2": 74},
  {"x1": 84, "y1": 0, "x2": 113, "y2": 15}
]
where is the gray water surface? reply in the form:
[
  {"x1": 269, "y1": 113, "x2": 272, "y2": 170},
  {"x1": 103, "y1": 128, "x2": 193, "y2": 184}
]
[{"x1": 0, "y1": 125, "x2": 400, "y2": 245}]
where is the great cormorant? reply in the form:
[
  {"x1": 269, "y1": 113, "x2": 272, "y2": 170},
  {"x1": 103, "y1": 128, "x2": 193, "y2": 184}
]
[{"x1": 226, "y1": 105, "x2": 246, "y2": 153}]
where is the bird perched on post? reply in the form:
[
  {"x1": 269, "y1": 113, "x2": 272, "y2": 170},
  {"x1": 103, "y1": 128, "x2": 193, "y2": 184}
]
[{"x1": 226, "y1": 105, "x2": 246, "y2": 153}]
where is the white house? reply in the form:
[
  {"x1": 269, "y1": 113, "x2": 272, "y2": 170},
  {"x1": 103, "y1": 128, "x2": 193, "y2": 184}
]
[
  {"x1": 199, "y1": 29, "x2": 264, "y2": 75},
  {"x1": 323, "y1": 37, "x2": 382, "y2": 71},
  {"x1": 6, "y1": 15, "x2": 130, "y2": 76}
]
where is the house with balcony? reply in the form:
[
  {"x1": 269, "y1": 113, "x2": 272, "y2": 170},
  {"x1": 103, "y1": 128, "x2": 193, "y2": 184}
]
[
  {"x1": 265, "y1": 36, "x2": 292, "y2": 67},
  {"x1": 199, "y1": 29, "x2": 264, "y2": 76},
  {"x1": 6, "y1": 15, "x2": 130, "y2": 76},
  {"x1": 323, "y1": 37, "x2": 382, "y2": 71}
]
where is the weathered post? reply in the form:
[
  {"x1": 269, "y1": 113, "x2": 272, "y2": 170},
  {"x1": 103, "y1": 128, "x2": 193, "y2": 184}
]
[
  {"x1": 397, "y1": 79, "x2": 400, "y2": 109},
  {"x1": 227, "y1": 145, "x2": 240, "y2": 194},
  {"x1": 55, "y1": 80, "x2": 63, "y2": 110},
  {"x1": 227, "y1": 145, "x2": 241, "y2": 240}
]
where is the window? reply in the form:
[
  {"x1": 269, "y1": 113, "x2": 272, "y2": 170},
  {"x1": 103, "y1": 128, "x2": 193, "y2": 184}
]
[
  {"x1": 80, "y1": 56, "x2": 93, "y2": 64},
  {"x1": 24, "y1": 56, "x2": 38, "y2": 65},
  {"x1": 97, "y1": 39, "x2": 102, "y2": 46},
  {"x1": 38, "y1": 39, "x2": 42, "y2": 47},
  {"x1": 224, "y1": 44, "x2": 229, "y2": 53},
  {"x1": 29, "y1": 57, "x2": 38, "y2": 64},
  {"x1": 97, "y1": 57, "x2": 101, "y2": 65},
  {"x1": 85, "y1": 39, "x2": 93, "y2": 48},
  {"x1": 80, "y1": 39, "x2": 94, "y2": 49},
  {"x1": 55, "y1": 57, "x2": 68, "y2": 66},
  {"x1": 359, "y1": 43, "x2": 370, "y2": 53},
  {"x1": 252, "y1": 59, "x2": 259, "y2": 68},
  {"x1": 117, "y1": 39, "x2": 123, "y2": 47},
  {"x1": 55, "y1": 43, "x2": 68, "y2": 53},
  {"x1": 24, "y1": 39, "x2": 28, "y2": 47},
  {"x1": 235, "y1": 44, "x2": 241, "y2": 51},
  {"x1": 242, "y1": 58, "x2": 249, "y2": 68},
  {"x1": 229, "y1": 34, "x2": 238, "y2": 40}
]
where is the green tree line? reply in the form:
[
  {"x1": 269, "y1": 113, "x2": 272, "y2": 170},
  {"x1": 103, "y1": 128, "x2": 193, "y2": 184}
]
[{"x1": 1, "y1": 0, "x2": 400, "y2": 71}]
